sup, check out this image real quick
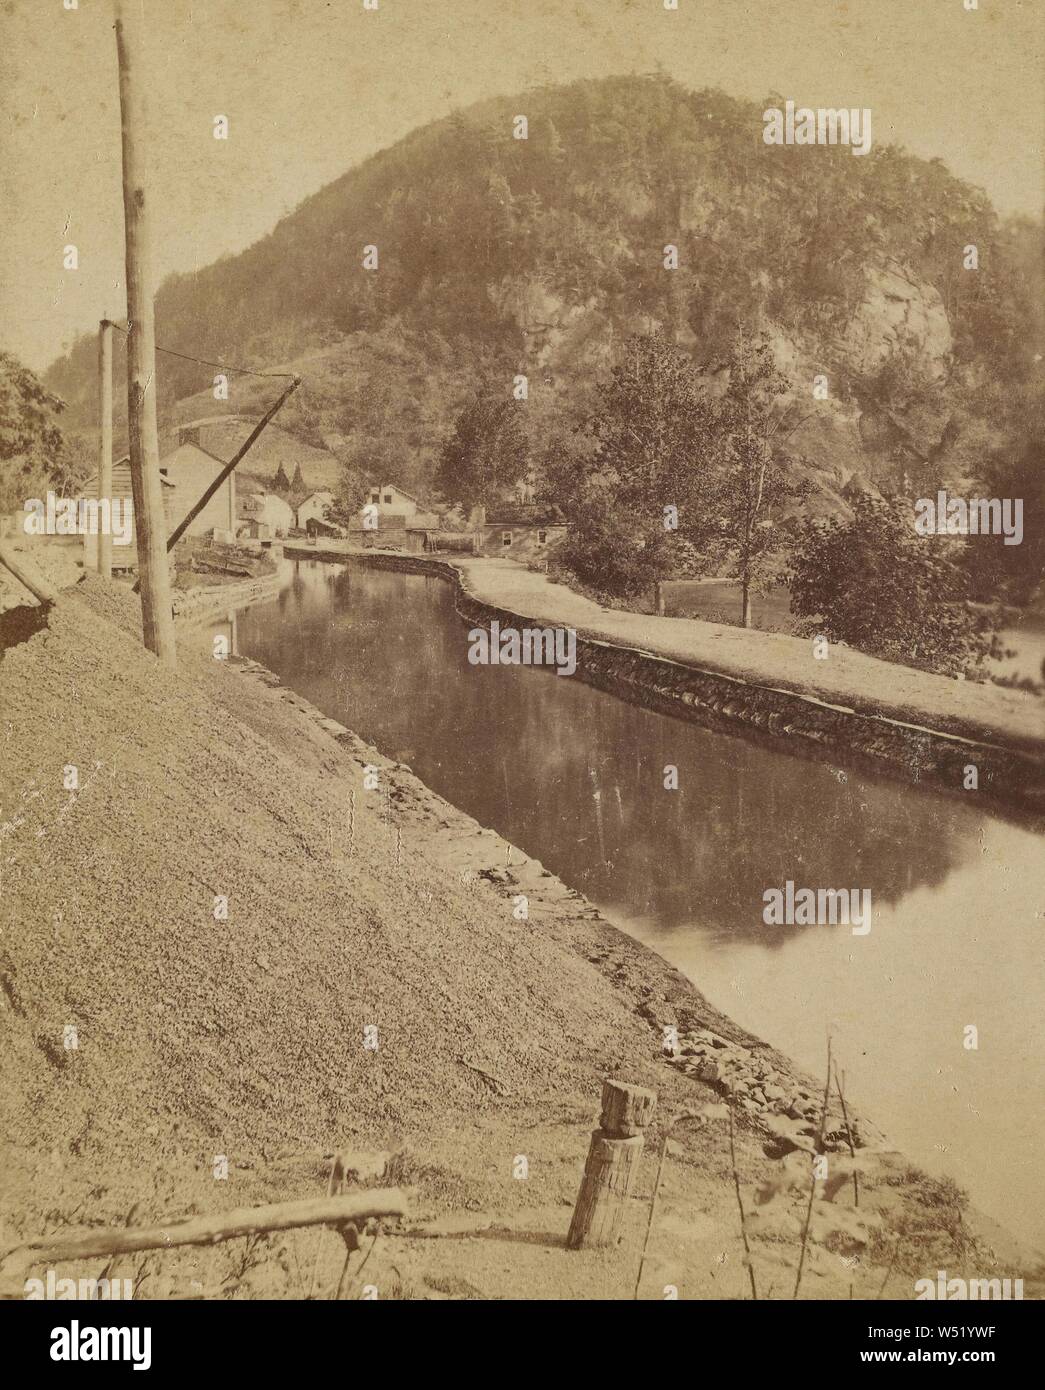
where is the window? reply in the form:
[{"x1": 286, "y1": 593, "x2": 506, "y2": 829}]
[
  {"x1": 383, "y1": 492, "x2": 393, "y2": 504},
  {"x1": 537, "y1": 530, "x2": 547, "y2": 545},
  {"x1": 159, "y1": 468, "x2": 169, "y2": 476},
  {"x1": 502, "y1": 531, "x2": 512, "y2": 547},
  {"x1": 370, "y1": 491, "x2": 380, "y2": 503}
]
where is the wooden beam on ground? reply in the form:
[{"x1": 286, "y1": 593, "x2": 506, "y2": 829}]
[
  {"x1": 567, "y1": 1079, "x2": 657, "y2": 1250},
  {"x1": 0, "y1": 1188, "x2": 407, "y2": 1282},
  {"x1": 0, "y1": 542, "x2": 59, "y2": 607},
  {"x1": 114, "y1": 0, "x2": 177, "y2": 667}
]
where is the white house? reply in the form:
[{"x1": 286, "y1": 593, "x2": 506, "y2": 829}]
[
  {"x1": 237, "y1": 490, "x2": 294, "y2": 539},
  {"x1": 169, "y1": 417, "x2": 340, "y2": 494},
  {"x1": 295, "y1": 490, "x2": 335, "y2": 530},
  {"x1": 365, "y1": 483, "x2": 423, "y2": 519},
  {"x1": 160, "y1": 437, "x2": 237, "y2": 540}
]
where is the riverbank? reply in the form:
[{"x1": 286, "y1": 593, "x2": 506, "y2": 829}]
[
  {"x1": 288, "y1": 545, "x2": 1045, "y2": 817},
  {"x1": 1, "y1": 575, "x2": 1039, "y2": 1299}
]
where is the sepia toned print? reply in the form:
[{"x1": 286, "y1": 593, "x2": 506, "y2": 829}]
[{"x1": 0, "y1": 0, "x2": 1042, "y2": 1332}]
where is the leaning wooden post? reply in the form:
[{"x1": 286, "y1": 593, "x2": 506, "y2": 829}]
[
  {"x1": 567, "y1": 1079, "x2": 656, "y2": 1250},
  {"x1": 0, "y1": 542, "x2": 59, "y2": 607},
  {"x1": 114, "y1": 1, "x2": 176, "y2": 667},
  {"x1": 97, "y1": 317, "x2": 113, "y2": 579}
]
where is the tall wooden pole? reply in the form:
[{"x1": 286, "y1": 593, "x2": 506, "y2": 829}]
[
  {"x1": 114, "y1": 0, "x2": 176, "y2": 666},
  {"x1": 97, "y1": 317, "x2": 113, "y2": 579}
]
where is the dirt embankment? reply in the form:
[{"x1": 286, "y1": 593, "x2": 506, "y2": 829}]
[{"x1": 0, "y1": 577, "x2": 1037, "y2": 1300}]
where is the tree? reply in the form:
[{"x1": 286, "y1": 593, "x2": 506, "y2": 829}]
[
  {"x1": 965, "y1": 431, "x2": 1045, "y2": 610},
  {"x1": 326, "y1": 466, "x2": 369, "y2": 530},
  {"x1": 0, "y1": 352, "x2": 74, "y2": 512},
  {"x1": 272, "y1": 462, "x2": 291, "y2": 493},
  {"x1": 435, "y1": 390, "x2": 529, "y2": 508},
  {"x1": 694, "y1": 330, "x2": 810, "y2": 627},
  {"x1": 581, "y1": 333, "x2": 710, "y2": 514},
  {"x1": 290, "y1": 462, "x2": 306, "y2": 493},
  {"x1": 554, "y1": 334, "x2": 712, "y2": 597},
  {"x1": 786, "y1": 493, "x2": 1003, "y2": 677}
]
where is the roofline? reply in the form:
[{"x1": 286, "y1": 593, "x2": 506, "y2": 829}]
[
  {"x1": 83, "y1": 459, "x2": 175, "y2": 488},
  {"x1": 373, "y1": 483, "x2": 422, "y2": 504},
  {"x1": 174, "y1": 414, "x2": 253, "y2": 429},
  {"x1": 161, "y1": 440, "x2": 236, "y2": 469}
]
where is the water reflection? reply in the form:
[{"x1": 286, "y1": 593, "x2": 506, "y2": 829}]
[
  {"x1": 206, "y1": 559, "x2": 1045, "y2": 1245},
  {"x1": 229, "y1": 560, "x2": 971, "y2": 943}
]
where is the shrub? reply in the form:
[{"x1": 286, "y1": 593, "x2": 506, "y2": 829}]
[{"x1": 787, "y1": 495, "x2": 1004, "y2": 677}]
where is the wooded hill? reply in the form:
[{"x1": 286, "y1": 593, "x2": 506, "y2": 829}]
[{"x1": 43, "y1": 75, "x2": 1043, "y2": 504}]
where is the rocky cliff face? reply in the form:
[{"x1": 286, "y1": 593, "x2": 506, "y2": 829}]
[{"x1": 846, "y1": 264, "x2": 953, "y2": 375}]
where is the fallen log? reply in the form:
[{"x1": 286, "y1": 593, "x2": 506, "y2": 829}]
[{"x1": 0, "y1": 1188, "x2": 407, "y2": 1283}]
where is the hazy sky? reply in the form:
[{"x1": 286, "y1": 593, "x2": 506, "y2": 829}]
[{"x1": 1, "y1": 0, "x2": 1041, "y2": 371}]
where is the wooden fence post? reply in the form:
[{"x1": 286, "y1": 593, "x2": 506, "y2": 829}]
[{"x1": 567, "y1": 1079, "x2": 656, "y2": 1250}]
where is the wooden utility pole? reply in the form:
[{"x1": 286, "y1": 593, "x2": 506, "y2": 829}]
[
  {"x1": 96, "y1": 317, "x2": 113, "y2": 578},
  {"x1": 114, "y1": 0, "x2": 176, "y2": 666},
  {"x1": 567, "y1": 1079, "x2": 657, "y2": 1250}
]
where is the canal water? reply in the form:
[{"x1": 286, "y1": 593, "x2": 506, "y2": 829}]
[{"x1": 204, "y1": 558, "x2": 1045, "y2": 1247}]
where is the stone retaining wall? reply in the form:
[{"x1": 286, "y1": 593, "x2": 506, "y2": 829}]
[
  {"x1": 288, "y1": 545, "x2": 1045, "y2": 817},
  {"x1": 172, "y1": 570, "x2": 284, "y2": 624}
]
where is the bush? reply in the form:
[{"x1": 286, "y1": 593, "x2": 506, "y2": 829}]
[
  {"x1": 787, "y1": 495, "x2": 1004, "y2": 678},
  {"x1": 551, "y1": 498, "x2": 655, "y2": 598}
]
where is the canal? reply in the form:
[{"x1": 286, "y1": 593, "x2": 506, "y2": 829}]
[{"x1": 204, "y1": 557, "x2": 1045, "y2": 1247}]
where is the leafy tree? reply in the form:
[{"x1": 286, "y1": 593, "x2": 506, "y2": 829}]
[
  {"x1": 0, "y1": 352, "x2": 80, "y2": 512},
  {"x1": 326, "y1": 467, "x2": 369, "y2": 530},
  {"x1": 580, "y1": 333, "x2": 710, "y2": 509},
  {"x1": 554, "y1": 334, "x2": 712, "y2": 596},
  {"x1": 435, "y1": 390, "x2": 529, "y2": 508},
  {"x1": 786, "y1": 493, "x2": 1003, "y2": 677},
  {"x1": 965, "y1": 430, "x2": 1045, "y2": 609},
  {"x1": 694, "y1": 331, "x2": 811, "y2": 626},
  {"x1": 557, "y1": 498, "x2": 666, "y2": 600}
]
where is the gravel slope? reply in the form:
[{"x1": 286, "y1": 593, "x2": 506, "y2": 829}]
[{"x1": 0, "y1": 578, "x2": 659, "y2": 1203}]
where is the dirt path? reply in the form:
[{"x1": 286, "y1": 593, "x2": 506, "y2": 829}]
[{"x1": 447, "y1": 557, "x2": 1045, "y2": 751}]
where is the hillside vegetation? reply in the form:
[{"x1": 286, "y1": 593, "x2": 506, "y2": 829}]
[{"x1": 41, "y1": 75, "x2": 1041, "y2": 507}]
